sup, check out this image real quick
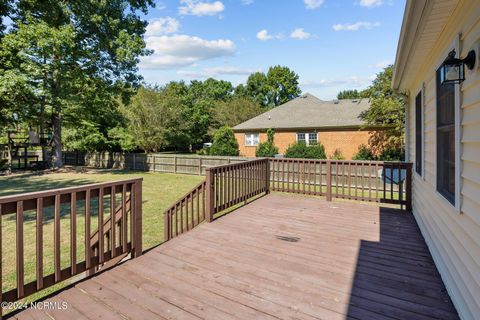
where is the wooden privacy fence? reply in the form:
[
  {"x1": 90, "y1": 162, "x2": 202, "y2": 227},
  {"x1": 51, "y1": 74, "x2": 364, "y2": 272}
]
[
  {"x1": 0, "y1": 178, "x2": 142, "y2": 309},
  {"x1": 62, "y1": 151, "x2": 254, "y2": 175},
  {"x1": 269, "y1": 159, "x2": 412, "y2": 210},
  {"x1": 164, "y1": 159, "x2": 270, "y2": 240}
]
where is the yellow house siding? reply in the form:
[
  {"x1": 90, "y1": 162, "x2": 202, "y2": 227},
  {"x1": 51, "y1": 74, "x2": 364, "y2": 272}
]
[{"x1": 404, "y1": 1, "x2": 480, "y2": 319}]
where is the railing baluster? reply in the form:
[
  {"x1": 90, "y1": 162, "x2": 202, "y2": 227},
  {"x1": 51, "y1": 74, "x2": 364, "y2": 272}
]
[
  {"x1": 85, "y1": 189, "x2": 91, "y2": 270},
  {"x1": 17, "y1": 201, "x2": 24, "y2": 298},
  {"x1": 110, "y1": 186, "x2": 116, "y2": 258},
  {"x1": 98, "y1": 187, "x2": 104, "y2": 264},
  {"x1": 54, "y1": 194, "x2": 61, "y2": 283},
  {"x1": 71, "y1": 192, "x2": 77, "y2": 275},
  {"x1": 122, "y1": 184, "x2": 127, "y2": 253},
  {"x1": 36, "y1": 198, "x2": 43, "y2": 290}
]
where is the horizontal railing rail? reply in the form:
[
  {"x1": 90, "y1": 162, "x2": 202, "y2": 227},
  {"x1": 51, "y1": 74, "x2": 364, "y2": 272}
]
[
  {"x1": 269, "y1": 158, "x2": 412, "y2": 210},
  {"x1": 0, "y1": 178, "x2": 143, "y2": 307}
]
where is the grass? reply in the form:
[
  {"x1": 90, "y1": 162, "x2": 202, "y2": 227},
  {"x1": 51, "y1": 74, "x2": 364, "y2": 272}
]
[{"x1": 0, "y1": 169, "x2": 204, "y2": 310}]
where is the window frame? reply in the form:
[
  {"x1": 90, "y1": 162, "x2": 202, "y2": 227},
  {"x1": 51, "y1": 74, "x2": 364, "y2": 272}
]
[
  {"x1": 296, "y1": 132, "x2": 317, "y2": 146},
  {"x1": 414, "y1": 88, "x2": 424, "y2": 177},
  {"x1": 244, "y1": 132, "x2": 260, "y2": 147},
  {"x1": 434, "y1": 41, "x2": 462, "y2": 212}
]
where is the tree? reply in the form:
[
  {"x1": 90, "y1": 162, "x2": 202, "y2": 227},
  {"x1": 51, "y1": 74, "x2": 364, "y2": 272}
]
[
  {"x1": 122, "y1": 87, "x2": 187, "y2": 153},
  {"x1": 1, "y1": 0, "x2": 153, "y2": 167},
  {"x1": 337, "y1": 90, "x2": 361, "y2": 100},
  {"x1": 256, "y1": 128, "x2": 278, "y2": 157},
  {"x1": 212, "y1": 97, "x2": 264, "y2": 129},
  {"x1": 285, "y1": 142, "x2": 326, "y2": 159},
  {"x1": 266, "y1": 66, "x2": 301, "y2": 106},
  {"x1": 359, "y1": 65, "x2": 406, "y2": 158},
  {"x1": 352, "y1": 144, "x2": 376, "y2": 160},
  {"x1": 243, "y1": 72, "x2": 269, "y2": 106},
  {"x1": 210, "y1": 126, "x2": 239, "y2": 156}
]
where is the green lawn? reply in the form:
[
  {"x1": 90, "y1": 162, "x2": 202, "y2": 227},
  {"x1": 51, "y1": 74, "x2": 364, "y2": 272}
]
[{"x1": 0, "y1": 169, "x2": 204, "y2": 309}]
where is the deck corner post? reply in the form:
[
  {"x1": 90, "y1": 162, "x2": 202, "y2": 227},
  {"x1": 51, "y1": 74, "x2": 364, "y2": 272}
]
[
  {"x1": 133, "y1": 179, "x2": 143, "y2": 257},
  {"x1": 205, "y1": 168, "x2": 214, "y2": 222},
  {"x1": 163, "y1": 210, "x2": 170, "y2": 241},
  {"x1": 406, "y1": 163, "x2": 413, "y2": 212},
  {"x1": 326, "y1": 160, "x2": 332, "y2": 201},
  {"x1": 265, "y1": 159, "x2": 270, "y2": 194}
]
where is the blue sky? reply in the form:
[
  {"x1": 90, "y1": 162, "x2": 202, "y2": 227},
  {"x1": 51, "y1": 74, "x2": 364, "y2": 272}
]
[{"x1": 139, "y1": 0, "x2": 406, "y2": 99}]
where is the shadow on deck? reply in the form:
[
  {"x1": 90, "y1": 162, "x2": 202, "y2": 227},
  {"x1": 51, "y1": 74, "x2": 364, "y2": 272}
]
[{"x1": 11, "y1": 194, "x2": 458, "y2": 320}]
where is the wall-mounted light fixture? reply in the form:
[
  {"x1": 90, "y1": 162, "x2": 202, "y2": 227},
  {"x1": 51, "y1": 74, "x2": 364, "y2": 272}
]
[{"x1": 439, "y1": 49, "x2": 476, "y2": 85}]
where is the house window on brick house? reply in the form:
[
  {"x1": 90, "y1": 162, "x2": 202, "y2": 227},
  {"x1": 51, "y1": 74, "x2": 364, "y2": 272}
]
[
  {"x1": 245, "y1": 133, "x2": 260, "y2": 146},
  {"x1": 297, "y1": 132, "x2": 317, "y2": 145}
]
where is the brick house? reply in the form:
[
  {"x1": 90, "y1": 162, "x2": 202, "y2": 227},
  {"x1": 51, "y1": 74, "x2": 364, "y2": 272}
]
[{"x1": 233, "y1": 93, "x2": 382, "y2": 159}]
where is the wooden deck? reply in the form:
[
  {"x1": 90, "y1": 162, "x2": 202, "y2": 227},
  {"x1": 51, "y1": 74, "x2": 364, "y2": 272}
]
[{"x1": 12, "y1": 194, "x2": 458, "y2": 320}]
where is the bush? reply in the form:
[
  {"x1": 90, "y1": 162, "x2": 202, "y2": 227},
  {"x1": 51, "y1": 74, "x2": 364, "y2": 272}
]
[
  {"x1": 330, "y1": 148, "x2": 345, "y2": 160},
  {"x1": 256, "y1": 128, "x2": 278, "y2": 157},
  {"x1": 378, "y1": 146, "x2": 404, "y2": 161},
  {"x1": 284, "y1": 142, "x2": 326, "y2": 159},
  {"x1": 352, "y1": 144, "x2": 375, "y2": 160},
  {"x1": 210, "y1": 126, "x2": 239, "y2": 156}
]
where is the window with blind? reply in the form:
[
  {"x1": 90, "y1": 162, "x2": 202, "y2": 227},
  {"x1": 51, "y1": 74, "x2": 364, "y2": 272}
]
[
  {"x1": 415, "y1": 91, "x2": 423, "y2": 175},
  {"x1": 245, "y1": 133, "x2": 260, "y2": 146},
  {"x1": 297, "y1": 132, "x2": 317, "y2": 145},
  {"x1": 436, "y1": 68, "x2": 456, "y2": 205}
]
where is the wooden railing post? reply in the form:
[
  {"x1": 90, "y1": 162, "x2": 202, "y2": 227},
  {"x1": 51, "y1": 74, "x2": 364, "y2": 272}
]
[
  {"x1": 326, "y1": 160, "x2": 332, "y2": 201},
  {"x1": 163, "y1": 210, "x2": 170, "y2": 241},
  {"x1": 133, "y1": 180, "x2": 143, "y2": 257},
  {"x1": 205, "y1": 168, "x2": 214, "y2": 222},
  {"x1": 265, "y1": 159, "x2": 270, "y2": 194},
  {"x1": 406, "y1": 163, "x2": 412, "y2": 212}
]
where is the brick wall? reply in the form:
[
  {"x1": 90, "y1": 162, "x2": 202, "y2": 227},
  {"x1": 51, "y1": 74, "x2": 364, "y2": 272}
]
[{"x1": 235, "y1": 129, "x2": 374, "y2": 159}]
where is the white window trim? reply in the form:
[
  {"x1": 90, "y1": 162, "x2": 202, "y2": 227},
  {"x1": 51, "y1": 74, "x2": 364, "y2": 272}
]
[
  {"x1": 433, "y1": 37, "x2": 462, "y2": 214},
  {"x1": 244, "y1": 133, "x2": 259, "y2": 147},
  {"x1": 296, "y1": 132, "x2": 317, "y2": 146}
]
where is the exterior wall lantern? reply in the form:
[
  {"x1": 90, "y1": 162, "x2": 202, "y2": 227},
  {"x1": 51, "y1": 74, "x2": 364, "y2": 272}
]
[{"x1": 440, "y1": 49, "x2": 476, "y2": 85}]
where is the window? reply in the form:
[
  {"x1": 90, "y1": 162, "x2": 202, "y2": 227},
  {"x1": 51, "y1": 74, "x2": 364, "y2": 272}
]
[
  {"x1": 436, "y1": 68, "x2": 456, "y2": 205},
  {"x1": 245, "y1": 133, "x2": 259, "y2": 146},
  {"x1": 415, "y1": 91, "x2": 423, "y2": 175},
  {"x1": 297, "y1": 132, "x2": 317, "y2": 145}
]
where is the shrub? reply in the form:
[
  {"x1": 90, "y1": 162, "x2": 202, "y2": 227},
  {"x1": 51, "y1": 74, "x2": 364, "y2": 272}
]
[
  {"x1": 352, "y1": 144, "x2": 375, "y2": 160},
  {"x1": 210, "y1": 126, "x2": 239, "y2": 156},
  {"x1": 330, "y1": 148, "x2": 345, "y2": 160},
  {"x1": 284, "y1": 141, "x2": 326, "y2": 159},
  {"x1": 256, "y1": 128, "x2": 279, "y2": 157},
  {"x1": 378, "y1": 146, "x2": 404, "y2": 161}
]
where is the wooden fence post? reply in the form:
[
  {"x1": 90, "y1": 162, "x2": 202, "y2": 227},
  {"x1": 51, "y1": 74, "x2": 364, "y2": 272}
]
[
  {"x1": 133, "y1": 153, "x2": 136, "y2": 170},
  {"x1": 406, "y1": 163, "x2": 412, "y2": 212},
  {"x1": 326, "y1": 160, "x2": 332, "y2": 201},
  {"x1": 198, "y1": 158, "x2": 202, "y2": 175},
  {"x1": 205, "y1": 168, "x2": 214, "y2": 222},
  {"x1": 133, "y1": 180, "x2": 143, "y2": 257},
  {"x1": 174, "y1": 155, "x2": 177, "y2": 174}
]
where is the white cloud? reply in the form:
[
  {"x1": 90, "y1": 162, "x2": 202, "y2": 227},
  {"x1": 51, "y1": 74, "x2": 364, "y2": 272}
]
[
  {"x1": 256, "y1": 29, "x2": 283, "y2": 41},
  {"x1": 178, "y1": 66, "x2": 257, "y2": 78},
  {"x1": 359, "y1": 0, "x2": 383, "y2": 8},
  {"x1": 179, "y1": 0, "x2": 225, "y2": 16},
  {"x1": 140, "y1": 35, "x2": 235, "y2": 69},
  {"x1": 370, "y1": 59, "x2": 391, "y2": 68},
  {"x1": 256, "y1": 29, "x2": 272, "y2": 41},
  {"x1": 290, "y1": 28, "x2": 311, "y2": 40},
  {"x1": 304, "y1": 0, "x2": 324, "y2": 9},
  {"x1": 241, "y1": 0, "x2": 254, "y2": 5},
  {"x1": 301, "y1": 75, "x2": 376, "y2": 88},
  {"x1": 145, "y1": 17, "x2": 180, "y2": 36},
  {"x1": 332, "y1": 21, "x2": 380, "y2": 31}
]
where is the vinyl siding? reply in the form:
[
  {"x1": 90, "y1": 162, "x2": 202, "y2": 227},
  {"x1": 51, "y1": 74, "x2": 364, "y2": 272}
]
[{"x1": 406, "y1": 1, "x2": 480, "y2": 319}]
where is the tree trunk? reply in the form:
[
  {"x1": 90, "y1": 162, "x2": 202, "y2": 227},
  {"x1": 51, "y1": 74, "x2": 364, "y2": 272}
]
[{"x1": 51, "y1": 111, "x2": 63, "y2": 168}]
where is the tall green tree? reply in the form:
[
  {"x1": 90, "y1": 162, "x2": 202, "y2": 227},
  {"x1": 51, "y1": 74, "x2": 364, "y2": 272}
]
[
  {"x1": 0, "y1": 0, "x2": 153, "y2": 167},
  {"x1": 212, "y1": 97, "x2": 264, "y2": 130},
  {"x1": 360, "y1": 65, "x2": 406, "y2": 156},
  {"x1": 337, "y1": 89, "x2": 361, "y2": 100},
  {"x1": 266, "y1": 66, "x2": 301, "y2": 106}
]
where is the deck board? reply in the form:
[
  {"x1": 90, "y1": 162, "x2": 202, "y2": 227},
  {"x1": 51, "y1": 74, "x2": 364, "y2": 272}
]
[{"x1": 12, "y1": 194, "x2": 459, "y2": 320}]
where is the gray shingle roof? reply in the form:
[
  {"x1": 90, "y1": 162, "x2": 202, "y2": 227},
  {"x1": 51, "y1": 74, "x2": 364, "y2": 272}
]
[{"x1": 233, "y1": 93, "x2": 371, "y2": 131}]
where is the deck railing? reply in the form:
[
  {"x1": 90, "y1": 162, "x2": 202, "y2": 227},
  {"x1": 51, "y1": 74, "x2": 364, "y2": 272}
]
[
  {"x1": 164, "y1": 158, "x2": 270, "y2": 240},
  {"x1": 0, "y1": 178, "x2": 142, "y2": 306},
  {"x1": 269, "y1": 159, "x2": 412, "y2": 210}
]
